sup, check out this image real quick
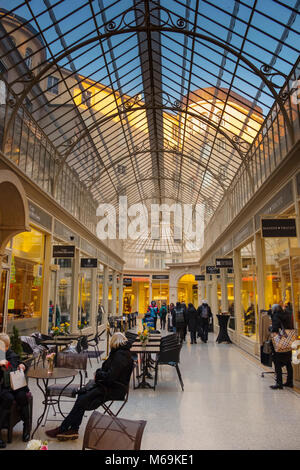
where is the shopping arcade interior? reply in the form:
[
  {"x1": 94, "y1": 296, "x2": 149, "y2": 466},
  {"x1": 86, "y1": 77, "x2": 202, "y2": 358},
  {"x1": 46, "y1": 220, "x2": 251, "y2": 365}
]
[{"x1": 0, "y1": 0, "x2": 299, "y2": 364}]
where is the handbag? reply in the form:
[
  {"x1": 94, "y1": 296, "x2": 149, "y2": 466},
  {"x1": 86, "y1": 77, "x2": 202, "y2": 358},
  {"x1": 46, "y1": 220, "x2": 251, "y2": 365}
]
[
  {"x1": 271, "y1": 322, "x2": 296, "y2": 353},
  {"x1": 262, "y1": 338, "x2": 272, "y2": 355},
  {"x1": 10, "y1": 370, "x2": 27, "y2": 391}
]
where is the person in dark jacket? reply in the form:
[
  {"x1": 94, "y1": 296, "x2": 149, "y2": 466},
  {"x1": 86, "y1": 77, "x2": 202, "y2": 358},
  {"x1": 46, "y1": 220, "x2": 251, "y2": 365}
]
[
  {"x1": 197, "y1": 300, "x2": 212, "y2": 343},
  {"x1": 186, "y1": 303, "x2": 198, "y2": 344},
  {"x1": 269, "y1": 304, "x2": 294, "y2": 390},
  {"x1": 169, "y1": 303, "x2": 176, "y2": 332},
  {"x1": 46, "y1": 332, "x2": 134, "y2": 441},
  {"x1": 181, "y1": 303, "x2": 188, "y2": 342},
  {"x1": 0, "y1": 333, "x2": 30, "y2": 448},
  {"x1": 158, "y1": 303, "x2": 168, "y2": 330},
  {"x1": 174, "y1": 302, "x2": 187, "y2": 343}
]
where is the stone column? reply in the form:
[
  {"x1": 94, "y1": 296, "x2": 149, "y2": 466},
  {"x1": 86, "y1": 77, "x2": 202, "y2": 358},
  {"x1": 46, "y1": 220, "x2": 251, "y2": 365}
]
[
  {"x1": 255, "y1": 232, "x2": 266, "y2": 312},
  {"x1": 118, "y1": 273, "x2": 124, "y2": 315},
  {"x1": 111, "y1": 270, "x2": 117, "y2": 316},
  {"x1": 148, "y1": 279, "x2": 152, "y2": 302},
  {"x1": 103, "y1": 265, "x2": 109, "y2": 322},
  {"x1": 41, "y1": 233, "x2": 52, "y2": 334},
  {"x1": 221, "y1": 269, "x2": 228, "y2": 313},
  {"x1": 90, "y1": 267, "x2": 97, "y2": 333},
  {"x1": 233, "y1": 248, "x2": 242, "y2": 342},
  {"x1": 70, "y1": 247, "x2": 80, "y2": 334}
]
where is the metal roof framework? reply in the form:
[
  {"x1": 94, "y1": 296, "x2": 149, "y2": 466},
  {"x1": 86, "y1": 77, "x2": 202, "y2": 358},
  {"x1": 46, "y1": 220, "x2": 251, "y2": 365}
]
[{"x1": 0, "y1": 0, "x2": 299, "y2": 256}]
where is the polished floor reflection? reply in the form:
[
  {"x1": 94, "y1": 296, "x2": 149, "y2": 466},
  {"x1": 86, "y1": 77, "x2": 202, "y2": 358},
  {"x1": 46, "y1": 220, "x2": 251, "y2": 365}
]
[{"x1": 3, "y1": 332, "x2": 300, "y2": 450}]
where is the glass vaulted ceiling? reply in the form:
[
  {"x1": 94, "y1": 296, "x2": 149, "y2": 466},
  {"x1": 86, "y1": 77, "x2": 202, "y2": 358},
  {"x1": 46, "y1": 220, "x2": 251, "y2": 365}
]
[{"x1": 0, "y1": 0, "x2": 299, "y2": 257}]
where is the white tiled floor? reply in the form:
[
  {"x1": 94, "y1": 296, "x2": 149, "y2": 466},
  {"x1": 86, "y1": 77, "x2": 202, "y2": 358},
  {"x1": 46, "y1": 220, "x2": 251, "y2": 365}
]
[{"x1": 2, "y1": 331, "x2": 300, "y2": 450}]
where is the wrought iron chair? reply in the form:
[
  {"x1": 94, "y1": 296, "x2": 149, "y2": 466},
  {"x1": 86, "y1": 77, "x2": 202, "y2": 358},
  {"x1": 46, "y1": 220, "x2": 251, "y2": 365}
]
[
  {"x1": 82, "y1": 410, "x2": 146, "y2": 450},
  {"x1": 154, "y1": 343, "x2": 184, "y2": 391},
  {"x1": 45, "y1": 352, "x2": 88, "y2": 423}
]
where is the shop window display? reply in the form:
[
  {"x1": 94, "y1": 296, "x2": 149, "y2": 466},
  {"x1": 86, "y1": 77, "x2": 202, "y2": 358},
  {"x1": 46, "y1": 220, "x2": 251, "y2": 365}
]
[
  {"x1": 50, "y1": 258, "x2": 73, "y2": 329},
  {"x1": 227, "y1": 274, "x2": 235, "y2": 330},
  {"x1": 264, "y1": 238, "x2": 290, "y2": 308},
  {"x1": 8, "y1": 228, "x2": 44, "y2": 323},
  {"x1": 78, "y1": 269, "x2": 92, "y2": 326},
  {"x1": 178, "y1": 275, "x2": 197, "y2": 306},
  {"x1": 241, "y1": 241, "x2": 257, "y2": 339}
]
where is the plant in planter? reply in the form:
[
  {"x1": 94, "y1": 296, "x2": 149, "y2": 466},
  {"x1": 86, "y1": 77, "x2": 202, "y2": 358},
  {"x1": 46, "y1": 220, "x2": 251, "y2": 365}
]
[{"x1": 10, "y1": 325, "x2": 23, "y2": 357}]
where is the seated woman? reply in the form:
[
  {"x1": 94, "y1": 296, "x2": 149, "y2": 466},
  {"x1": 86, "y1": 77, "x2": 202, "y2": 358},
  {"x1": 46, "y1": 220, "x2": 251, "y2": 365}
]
[
  {"x1": 0, "y1": 333, "x2": 30, "y2": 448},
  {"x1": 46, "y1": 332, "x2": 134, "y2": 441}
]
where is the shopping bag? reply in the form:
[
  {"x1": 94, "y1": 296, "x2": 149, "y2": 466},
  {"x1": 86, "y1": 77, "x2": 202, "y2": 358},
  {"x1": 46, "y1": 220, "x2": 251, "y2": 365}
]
[
  {"x1": 10, "y1": 370, "x2": 27, "y2": 391},
  {"x1": 271, "y1": 328, "x2": 297, "y2": 353}
]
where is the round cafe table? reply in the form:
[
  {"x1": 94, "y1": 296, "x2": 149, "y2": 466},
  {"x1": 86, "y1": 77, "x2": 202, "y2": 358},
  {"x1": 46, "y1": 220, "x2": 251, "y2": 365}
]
[
  {"x1": 27, "y1": 366, "x2": 78, "y2": 438},
  {"x1": 216, "y1": 314, "x2": 232, "y2": 344}
]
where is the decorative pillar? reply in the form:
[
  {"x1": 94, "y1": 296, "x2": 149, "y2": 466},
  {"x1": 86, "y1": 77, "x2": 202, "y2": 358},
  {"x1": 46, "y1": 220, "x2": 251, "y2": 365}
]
[
  {"x1": 111, "y1": 270, "x2": 117, "y2": 316},
  {"x1": 70, "y1": 247, "x2": 80, "y2": 334},
  {"x1": 255, "y1": 232, "x2": 266, "y2": 312},
  {"x1": 118, "y1": 273, "x2": 124, "y2": 315},
  {"x1": 221, "y1": 269, "x2": 228, "y2": 313},
  {"x1": 211, "y1": 275, "x2": 218, "y2": 322},
  {"x1": 41, "y1": 234, "x2": 53, "y2": 334},
  {"x1": 103, "y1": 265, "x2": 109, "y2": 322},
  {"x1": 91, "y1": 267, "x2": 97, "y2": 333},
  {"x1": 233, "y1": 248, "x2": 242, "y2": 342},
  {"x1": 149, "y1": 279, "x2": 152, "y2": 302}
]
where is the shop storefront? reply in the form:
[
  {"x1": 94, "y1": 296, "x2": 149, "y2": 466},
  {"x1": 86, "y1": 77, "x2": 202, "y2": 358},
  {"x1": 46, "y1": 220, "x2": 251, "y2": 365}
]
[
  {"x1": 177, "y1": 274, "x2": 198, "y2": 305},
  {"x1": 6, "y1": 227, "x2": 45, "y2": 334}
]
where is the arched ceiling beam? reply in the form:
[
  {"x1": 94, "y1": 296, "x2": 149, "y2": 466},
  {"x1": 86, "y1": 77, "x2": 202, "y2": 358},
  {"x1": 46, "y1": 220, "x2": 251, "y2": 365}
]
[
  {"x1": 3, "y1": 24, "x2": 294, "y2": 154},
  {"x1": 86, "y1": 149, "x2": 228, "y2": 191}
]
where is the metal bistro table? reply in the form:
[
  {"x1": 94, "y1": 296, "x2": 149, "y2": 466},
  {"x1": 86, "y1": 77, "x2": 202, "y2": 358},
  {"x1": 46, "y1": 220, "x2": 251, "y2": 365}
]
[
  {"x1": 27, "y1": 366, "x2": 78, "y2": 438},
  {"x1": 131, "y1": 342, "x2": 161, "y2": 389},
  {"x1": 40, "y1": 338, "x2": 73, "y2": 365}
]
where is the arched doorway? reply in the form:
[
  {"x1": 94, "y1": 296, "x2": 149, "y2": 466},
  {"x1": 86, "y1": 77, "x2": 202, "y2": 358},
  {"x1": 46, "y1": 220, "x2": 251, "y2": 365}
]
[
  {"x1": 177, "y1": 274, "x2": 198, "y2": 306},
  {"x1": 0, "y1": 170, "x2": 29, "y2": 332}
]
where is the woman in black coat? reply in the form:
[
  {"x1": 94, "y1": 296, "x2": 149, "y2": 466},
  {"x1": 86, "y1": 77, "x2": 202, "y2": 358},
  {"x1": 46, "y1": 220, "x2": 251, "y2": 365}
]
[
  {"x1": 269, "y1": 304, "x2": 294, "y2": 390},
  {"x1": 187, "y1": 303, "x2": 198, "y2": 344},
  {"x1": 0, "y1": 333, "x2": 30, "y2": 448},
  {"x1": 46, "y1": 332, "x2": 134, "y2": 441}
]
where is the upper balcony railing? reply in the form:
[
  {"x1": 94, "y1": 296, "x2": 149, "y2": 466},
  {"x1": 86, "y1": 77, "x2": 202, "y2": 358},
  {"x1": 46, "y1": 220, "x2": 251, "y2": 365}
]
[{"x1": 200, "y1": 58, "x2": 300, "y2": 257}]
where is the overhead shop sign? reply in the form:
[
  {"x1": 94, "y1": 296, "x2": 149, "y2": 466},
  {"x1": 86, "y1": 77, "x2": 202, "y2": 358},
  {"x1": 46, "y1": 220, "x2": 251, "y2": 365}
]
[
  {"x1": 216, "y1": 258, "x2": 233, "y2": 268},
  {"x1": 195, "y1": 275, "x2": 205, "y2": 281},
  {"x1": 123, "y1": 278, "x2": 133, "y2": 286},
  {"x1": 53, "y1": 245, "x2": 75, "y2": 258},
  {"x1": 81, "y1": 258, "x2": 98, "y2": 268},
  {"x1": 152, "y1": 275, "x2": 169, "y2": 280},
  {"x1": 206, "y1": 266, "x2": 220, "y2": 274},
  {"x1": 261, "y1": 219, "x2": 297, "y2": 238}
]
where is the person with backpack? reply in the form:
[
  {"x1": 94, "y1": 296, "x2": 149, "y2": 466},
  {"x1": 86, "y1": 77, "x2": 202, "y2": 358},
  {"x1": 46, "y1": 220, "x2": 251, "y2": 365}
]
[
  {"x1": 197, "y1": 300, "x2": 212, "y2": 343},
  {"x1": 159, "y1": 303, "x2": 168, "y2": 330},
  {"x1": 174, "y1": 301, "x2": 187, "y2": 343},
  {"x1": 147, "y1": 300, "x2": 159, "y2": 331},
  {"x1": 186, "y1": 303, "x2": 199, "y2": 344}
]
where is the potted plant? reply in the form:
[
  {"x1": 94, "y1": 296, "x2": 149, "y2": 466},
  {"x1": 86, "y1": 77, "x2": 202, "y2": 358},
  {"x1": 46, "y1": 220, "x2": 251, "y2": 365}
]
[{"x1": 10, "y1": 325, "x2": 23, "y2": 357}]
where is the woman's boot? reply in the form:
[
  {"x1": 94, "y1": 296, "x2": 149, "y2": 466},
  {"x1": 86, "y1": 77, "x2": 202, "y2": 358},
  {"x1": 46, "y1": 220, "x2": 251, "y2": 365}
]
[
  {"x1": 20, "y1": 405, "x2": 31, "y2": 442},
  {"x1": 0, "y1": 409, "x2": 10, "y2": 448}
]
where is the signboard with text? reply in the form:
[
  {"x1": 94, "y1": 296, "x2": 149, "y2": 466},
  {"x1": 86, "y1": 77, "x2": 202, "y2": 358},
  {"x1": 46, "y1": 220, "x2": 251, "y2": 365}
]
[
  {"x1": 261, "y1": 219, "x2": 297, "y2": 238},
  {"x1": 195, "y1": 275, "x2": 205, "y2": 281},
  {"x1": 216, "y1": 258, "x2": 233, "y2": 268},
  {"x1": 80, "y1": 258, "x2": 98, "y2": 268},
  {"x1": 53, "y1": 245, "x2": 75, "y2": 258},
  {"x1": 206, "y1": 266, "x2": 220, "y2": 275}
]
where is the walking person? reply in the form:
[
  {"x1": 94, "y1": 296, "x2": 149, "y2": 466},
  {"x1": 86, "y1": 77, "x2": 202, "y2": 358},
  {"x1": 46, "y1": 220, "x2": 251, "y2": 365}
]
[
  {"x1": 186, "y1": 303, "x2": 198, "y2": 344},
  {"x1": 174, "y1": 302, "x2": 187, "y2": 343},
  {"x1": 269, "y1": 304, "x2": 294, "y2": 390},
  {"x1": 169, "y1": 303, "x2": 176, "y2": 332},
  {"x1": 147, "y1": 300, "x2": 159, "y2": 331},
  {"x1": 159, "y1": 302, "x2": 168, "y2": 330},
  {"x1": 197, "y1": 300, "x2": 212, "y2": 343},
  {"x1": 181, "y1": 302, "x2": 188, "y2": 342}
]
